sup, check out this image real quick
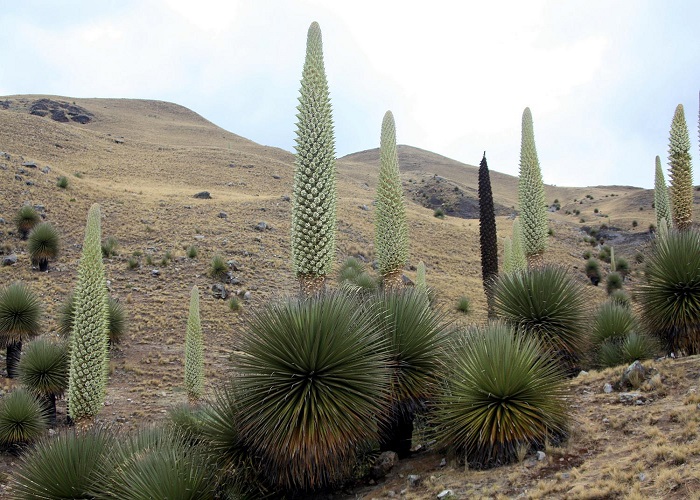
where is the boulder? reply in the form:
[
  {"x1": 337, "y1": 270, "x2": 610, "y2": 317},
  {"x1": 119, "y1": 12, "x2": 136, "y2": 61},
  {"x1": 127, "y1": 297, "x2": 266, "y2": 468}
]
[
  {"x1": 255, "y1": 222, "x2": 268, "y2": 231},
  {"x1": 370, "y1": 451, "x2": 398, "y2": 479},
  {"x1": 217, "y1": 212, "x2": 227, "y2": 218},
  {"x1": 211, "y1": 284, "x2": 228, "y2": 300},
  {"x1": 2, "y1": 254, "x2": 17, "y2": 266},
  {"x1": 193, "y1": 191, "x2": 212, "y2": 199},
  {"x1": 621, "y1": 360, "x2": 646, "y2": 389}
]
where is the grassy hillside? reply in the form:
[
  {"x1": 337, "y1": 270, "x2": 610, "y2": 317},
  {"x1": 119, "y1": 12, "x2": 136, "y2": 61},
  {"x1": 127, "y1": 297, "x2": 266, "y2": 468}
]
[{"x1": 1, "y1": 95, "x2": 699, "y2": 498}]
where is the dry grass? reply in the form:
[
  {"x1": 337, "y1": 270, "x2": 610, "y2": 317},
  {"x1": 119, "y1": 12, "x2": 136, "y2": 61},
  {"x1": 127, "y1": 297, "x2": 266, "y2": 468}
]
[{"x1": 1, "y1": 95, "x2": 700, "y2": 498}]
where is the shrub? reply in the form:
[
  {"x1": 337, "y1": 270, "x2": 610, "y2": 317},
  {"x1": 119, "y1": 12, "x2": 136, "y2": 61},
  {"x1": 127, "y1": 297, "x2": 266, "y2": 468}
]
[
  {"x1": 609, "y1": 289, "x2": 631, "y2": 308},
  {"x1": 616, "y1": 257, "x2": 630, "y2": 277},
  {"x1": 187, "y1": 245, "x2": 198, "y2": 259},
  {"x1": 209, "y1": 255, "x2": 228, "y2": 281},
  {"x1": 57, "y1": 176, "x2": 69, "y2": 189},
  {"x1": 9, "y1": 428, "x2": 115, "y2": 498},
  {"x1": 14, "y1": 206, "x2": 40, "y2": 240},
  {"x1": 621, "y1": 332, "x2": 658, "y2": 364},
  {"x1": 632, "y1": 220, "x2": 638, "y2": 228},
  {"x1": 337, "y1": 257, "x2": 378, "y2": 293},
  {"x1": 27, "y1": 222, "x2": 60, "y2": 271},
  {"x1": 0, "y1": 389, "x2": 49, "y2": 448},
  {"x1": 0, "y1": 283, "x2": 42, "y2": 378},
  {"x1": 145, "y1": 254, "x2": 154, "y2": 266},
  {"x1": 433, "y1": 207, "x2": 445, "y2": 219},
  {"x1": 228, "y1": 296, "x2": 241, "y2": 312},
  {"x1": 582, "y1": 250, "x2": 591, "y2": 260},
  {"x1": 634, "y1": 252, "x2": 645, "y2": 264},
  {"x1": 18, "y1": 338, "x2": 69, "y2": 424},
  {"x1": 101, "y1": 236, "x2": 118, "y2": 258},
  {"x1": 606, "y1": 272, "x2": 623, "y2": 295},
  {"x1": 233, "y1": 292, "x2": 389, "y2": 490},
  {"x1": 492, "y1": 266, "x2": 587, "y2": 367},
  {"x1": 598, "y1": 246, "x2": 610, "y2": 263},
  {"x1": 591, "y1": 302, "x2": 636, "y2": 348},
  {"x1": 637, "y1": 229, "x2": 700, "y2": 354},
  {"x1": 433, "y1": 322, "x2": 568, "y2": 468},
  {"x1": 456, "y1": 296, "x2": 471, "y2": 314},
  {"x1": 127, "y1": 257, "x2": 138, "y2": 270}
]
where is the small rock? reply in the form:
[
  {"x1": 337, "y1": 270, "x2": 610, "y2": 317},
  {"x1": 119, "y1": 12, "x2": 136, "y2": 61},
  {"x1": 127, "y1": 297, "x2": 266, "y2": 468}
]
[
  {"x1": 281, "y1": 195, "x2": 290, "y2": 202},
  {"x1": 193, "y1": 191, "x2": 212, "y2": 199},
  {"x1": 638, "y1": 473, "x2": 646, "y2": 482},
  {"x1": 26, "y1": 180, "x2": 34, "y2": 186},
  {"x1": 2, "y1": 254, "x2": 17, "y2": 266},
  {"x1": 243, "y1": 291, "x2": 251, "y2": 301},
  {"x1": 211, "y1": 284, "x2": 228, "y2": 300},
  {"x1": 150, "y1": 269, "x2": 160, "y2": 277},
  {"x1": 14, "y1": 174, "x2": 23, "y2": 181},
  {"x1": 272, "y1": 174, "x2": 281, "y2": 179},
  {"x1": 370, "y1": 451, "x2": 398, "y2": 479},
  {"x1": 603, "y1": 383, "x2": 613, "y2": 394},
  {"x1": 407, "y1": 474, "x2": 421, "y2": 487},
  {"x1": 561, "y1": 473, "x2": 571, "y2": 479},
  {"x1": 536, "y1": 451, "x2": 546, "y2": 461},
  {"x1": 255, "y1": 222, "x2": 268, "y2": 231},
  {"x1": 34, "y1": 205, "x2": 45, "y2": 212},
  {"x1": 22, "y1": 161, "x2": 37, "y2": 168},
  {"x1": 359, "y1": 204, "x2": 369, "y2": 211},
  {"x1": 227, "y1": 260, "x2": 242, "y2": 271},
  {"x1": 578, "y1": 370, "x2": 588, "y2": 377},
  {"x1": 41, "y1": 166, "x2": 51, "y2": 174},
  {"x1": 217, "y1": 212, "x2": 227, "y2": 218},
  {"x1": 619, "y1": 392, "x2": 643, "y2": 404},
  {"x1": 439, "y1": 458, "x2": 446, "y2": 467},
  {"x1": 0, "y1": 218, "x2": 5, "y2": 224},
  {"x1": 48, "y1": 428, "x2": 57, "y2": 436},
  {"x1": 437, "y1": 490, "x2": 453, "y2": 499},
  {"x1": 401, "y1": 275, "x2": 414, "y2": 286},
  {"x1": 621, "y1": 360, "x2": 646, "y2": 388},
  {"x1": 194, "y1": 235, "x2": 205, "y2": 240}
]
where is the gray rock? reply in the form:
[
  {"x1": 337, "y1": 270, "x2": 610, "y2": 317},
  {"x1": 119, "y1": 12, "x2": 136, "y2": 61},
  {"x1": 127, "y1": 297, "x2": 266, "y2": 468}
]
[
  {"x1": 2, "y1": 254, "x2": 17, "y2": 266},
  {"x1": 193, "y1": 191, "x2": 212, "y2": 199},
  {"x1": 578, "y1": 370, "x2": 589, "y2": 377},
  {"x1": 271, "y1": 174, "x2": 281, "y2": 179},
  {"x1": 41, "y1": 166, "x2": 51, "y2": 174},
  {"x1": 402, "y1": 275, "x2": 415, "y2": 286},
  {"x1": 281, "y1": 195, "x2": 290, "y2": 202},
  {"x1": 439, "y1": 458, "x2": 446, "y2": 467},
  {"x1": 15, "y1": 174, "x2": 23, "y2": 181},
  {"x1": 243, "y1": 291, "x2": 252, "y2": 301},
  {"x1": 217, "y1": 212, "x2": 227, "y2": 218},
  {"x1": 0, "y1": 218, "x2": 5, "y2": 224},
  {"x1": 370, "y1": 451, "x2": 398, "y2": 479},
  {"x1": 536, "y1": 451, "x2": 546, "y2": 461},
  {"x1": 34, "y1": 205, "x2": 45, "y2": 212},
  {"x1": 26, "y1": 181, "x2": 34, "y2": 186},
  {"x1": 437, "y1": 490, "x2": 454, "y2": 499},
  {"x1": 407, "y1": 475, "x2": 421, "y2": 487},
  {"x1": 603, "y1": 383, "x2": 613, "y2": 394},
  {"x1": 621, "y1": 360, "x2": 646, "y2": 388},
  {"x1": 359, "y1": 204, "x2": 369, "y2": 211},
  {"x1": 620, "y1": 392, "x2": 643, "y2": 404},
  {"x1": 150, "y1": 269, "x2": 160, "y2": 277},
  {"x1": 194, "y1": 235, "x2": 205, "y2": 240},
  {"x1": 255, "y1": 222, "x2": 268, "y2": 231},
  {"x1": 227, "y1": 260, "x2": 242, "y2": 271},
  {"x1": 22, "y1": 161, "x2": 37, "y2": 168},
  {"x1": 212, "y1": 284, "x2": 228, "y2": 300}
]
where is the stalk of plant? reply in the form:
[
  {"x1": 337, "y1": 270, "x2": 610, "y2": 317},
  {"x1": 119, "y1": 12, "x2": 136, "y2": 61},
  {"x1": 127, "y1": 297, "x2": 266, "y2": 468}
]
[
  {"x1": 18, "y1": 337, "x2": 69, "y2": 426},
  {"x1": 185, "y1": 285, "x2": 204, "y2": 405},
  {"x1": 291, "y1": 21, "x2": 337, "y2": 296},
  {"x1": 67, "y1": 204, "x2": 110, "y2": 428},
  {"x1": 14, "y1": 205, "x2": 40, "y2": 240},
  {"x1": 492, "y1": 266, "x2": 587, "y2": 370},
  {"x1": 478, "y1": 152, "x2": 499, "y2": 316},
  {"x1": 0, "y1": 283, "x2": 41, "y2": 378},
  {"x1": 508, "y1": 218, "x2": 527, "y2": 274},
  {"x1": 233, "y1": 292, "x2": 389, "y2": 491},
  {"x1": 27, "y1": 222, "x2": 60, "y2": 272},
  {"x1": 433, "y1": 321, "x2": 568, "y2": 468},
  {"x1": 654, "y1": 155, "x2": 671, "y2": 231},
  {"x1": 668, "y1": 104, "x2": 694, "y2": 231},
  {"x1": 369, "y1": 289, "x2": 448, "y2": 457},
  {"x1": 376, "y1": 111, "x2": 409, "y2": 290},
  {"x1": 517, "y1": 108, "x2": 548, "y2": 267},
  {"x1": 502, "y1": 238, "x2": 514, "y2": 275},
  {"x1": 415, "y1": 261, "x2": 427, "y2": 291},
  {"x1": 637, "y1": 229, "x2": 700, "y2": 355}
]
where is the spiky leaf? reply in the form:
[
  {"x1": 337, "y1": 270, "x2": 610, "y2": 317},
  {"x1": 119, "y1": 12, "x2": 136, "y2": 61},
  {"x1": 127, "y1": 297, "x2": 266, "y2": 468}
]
[
  {"x1": 0, "y1": 283, "x2": 41, "y2": 346},
  {"x1": 18, "y1": 337, "x2": 69, "y2": 397},
  {"x1": 0, "y1": 389, "x2": 48, "y2": 446}
]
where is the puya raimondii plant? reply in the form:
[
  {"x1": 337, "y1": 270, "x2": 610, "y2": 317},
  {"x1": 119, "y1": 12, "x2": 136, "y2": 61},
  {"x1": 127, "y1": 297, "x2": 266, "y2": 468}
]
[
  {"x1": 478, "y1": 152, "x2": 498, "y2": 315},
  {"x1": 654, "y1": 155, "x2": 671, "y2": 233},
  {"x1": 668, "y1": 104, "x2": 694, "y2": 231},
  {"x1": 376, "y1": 110, "x2": 409, "y2": 290},
  {"x1": 291, "y1": 21, "x2": 337, "y2": 296},
  {"x1": 67, "y1": 204, "x2": 109, "y2": 428},
  {"x1": 185, "y1": 285, "x2": 204, "y2": 404}
]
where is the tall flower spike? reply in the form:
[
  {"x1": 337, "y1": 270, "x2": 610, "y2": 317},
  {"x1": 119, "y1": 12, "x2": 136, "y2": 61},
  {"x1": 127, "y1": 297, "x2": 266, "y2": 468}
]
[
  {"x1": 654, "y1": 155, "x2": 671, "y2": 230},
  {"x1": 67, "y1": 204, "x2": 109, "y2": 427},
  {"x1": 668, "y1": 104, "x2": 693, "y2": 231},
  {"x1": 478, "y1": 152, "x2": 498, "y2": 316},
  {"x1": 510, "y1": 218, "x2": 528, "y2": 274},
  {"x1": 376, "y1": 111, "x2": 408, "y2": 289},
  {"x1": 518, "y1": 108, "x2": 548, "y2": 266},
  {"x1": 185, "y1": 285, "x2": 204, "y2": 404},
  {"x1": 291, "y1": 22, "x2": 337, "y2": 296}
]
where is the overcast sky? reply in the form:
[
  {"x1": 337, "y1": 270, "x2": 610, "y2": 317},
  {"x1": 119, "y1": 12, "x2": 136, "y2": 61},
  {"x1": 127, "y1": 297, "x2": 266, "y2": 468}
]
[{"x1": 1, "y1": 0, "x2": 699, "y2": 189}]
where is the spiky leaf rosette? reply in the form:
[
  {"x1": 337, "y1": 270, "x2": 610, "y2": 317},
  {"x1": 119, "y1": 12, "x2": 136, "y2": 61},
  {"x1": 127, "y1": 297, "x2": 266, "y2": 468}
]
[
  {"x1": 68, "y1": 204, "x2": 109, "y2": 424},
  {"x1": 518, "y1": 108, "x2": 548, "y2": 265},
  {"x1": 376, "y1": 111, "x2": 408, "y2": 287},
  {"x1": 433, "y1": 322, "x2": 568, "y2": 469},
  {"x1": 14, "y1": 205, "x2": 40, "y2": 240},
  {"x1": 18, "y1": 337, "x2": 69, "y2": 398},
  {"x1": 291, "y1": 22, "x2": 337, "y2": 291},
  {"x1": 668, "y1": 104, "x2": 694, "y2": 231},
  {"x1": 492, "y1": 266, "x2": 587, "y2": 364},
  {"x1": 0, "y1": 389, "x2": 49, "y2": 447},
  {"x1": 0, "y1": 283, "x2": 41, "y2": 346},
  {"x1": 654, "y1": 155, "x2": 671, "y2": 229},
  {"x1": 27, "y1": 222, "x2": 60, "y2": 270},
  {"x1": 479, "y1": 153, "x2": 499, "y2": 314},
  {"x1": 233, "y1": 292, "x2": 389, "y2": 491},
  {"x1": 9, "y1": 428, "x2": 115, "y2": 499},
  {"x1": 185, "y1": 285, "x2": 204, "y2": 403},
  {"x1": 369, "y1": 289, "x2": 448, "y2": 405},
  {"x1": 637, "y1": 229, "x2": 700, "y2": 355}
]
